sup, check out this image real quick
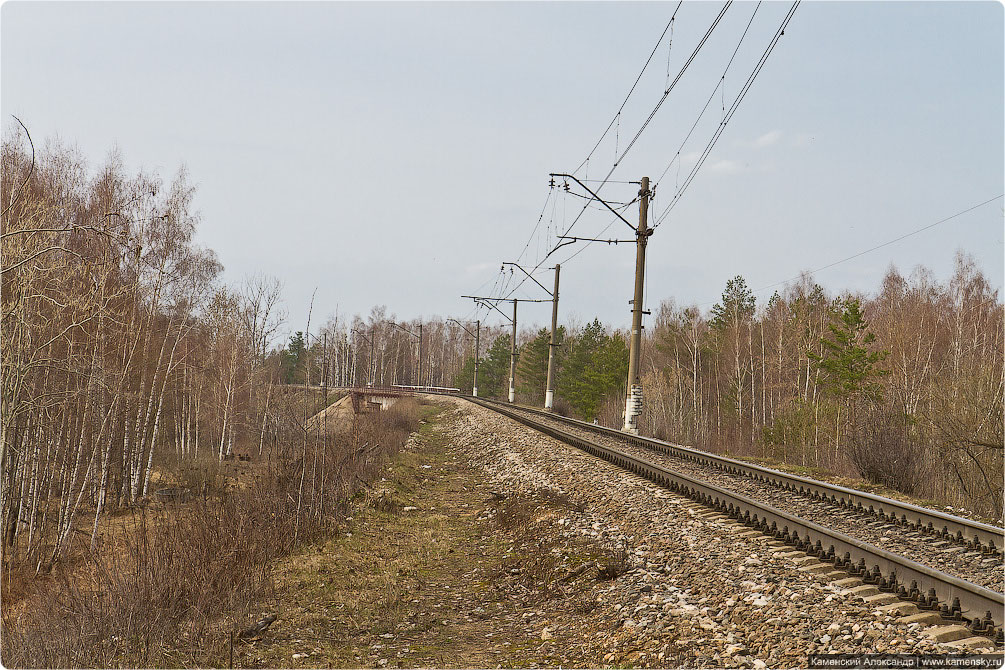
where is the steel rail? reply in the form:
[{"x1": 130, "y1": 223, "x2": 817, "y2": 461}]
[
  {"x1": 476, "y1": 398, "x2": 1004, "y2": 558},
  {"x1": 466, "y1": 396, "x2": 1004, "y2": 636}
]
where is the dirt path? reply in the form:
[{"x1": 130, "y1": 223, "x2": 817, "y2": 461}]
[{"x1": 240, "y1": 403, "x2": 618, "y2": 668}]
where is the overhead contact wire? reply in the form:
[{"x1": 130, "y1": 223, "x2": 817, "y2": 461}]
[
  {"x1": 571, "y1": 3, "x2": 684, "y2": 177},
  {"x1": 658, "y1": 1, "x2": 800, "y2": 224}
]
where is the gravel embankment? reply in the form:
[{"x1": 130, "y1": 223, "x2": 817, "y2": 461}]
[
  {"x1": 446, "y1": 398, "x2": 1001, "y2": 667},
  {"x1": 499, "y1": 404, "x2": 1004, "y2": 592}
]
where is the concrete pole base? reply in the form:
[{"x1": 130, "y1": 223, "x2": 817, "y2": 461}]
[{"x1": 622, "y1": 384, "x2": 643, "y2": 433}]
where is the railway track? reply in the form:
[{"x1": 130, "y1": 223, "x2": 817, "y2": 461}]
[
  {"x1": 483, "y1": 400, "x2": 1003, "y2": 591},
  {"x1": 463, "y1": 396, "x2": 1004, "y2": 642}
]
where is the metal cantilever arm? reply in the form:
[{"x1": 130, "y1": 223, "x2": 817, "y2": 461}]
[
  {"x1": 480, "y1": 300, "x2": 513, "y2": 324},
  {"x1": 502, "y1": 262, "x2": 553, "y2": 297},
  {"x1": 390, "y1": 322, "x2": 418, "y2": 339},
  {"x1": 463, "y1": 296, "x2": 513, "y2": 325},
  {"x1": 550, "y1": 172, "x2": 637, "y2": 232},
  {"x1": 557, "y1": 235, "x2": 635, "y2": 246},
  {"x1": 447, "y1": 318, "x2": 477, "y2": 339}
]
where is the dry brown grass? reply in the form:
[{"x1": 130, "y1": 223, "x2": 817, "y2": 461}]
[{"x1": 1, "y1": 400, "x2": 428, "y2": 668}]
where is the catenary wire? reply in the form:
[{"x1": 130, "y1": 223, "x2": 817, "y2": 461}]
[
  {"x1": 611, "y1": 2, "x2": 732, "y2": 171},
  {"x1": 559, "y1": 1, "x2": 732, "y2": 244},
  {"x1": 478, "y1": 2, "x2": 738, "y2": 306},
  {"x1": 653, "y1": 1, "x2": 762, "y2": 192},
  {"x1": 571, "y1": 3, "x2": 684, "y2": 176},
  {"x1": 515, "y1": 188, "x2": 554, "y2": 265},
  {"x1": 656, "y1": 1, "x2": 800, "y2": 225}
]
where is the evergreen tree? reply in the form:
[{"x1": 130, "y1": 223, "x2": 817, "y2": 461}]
[
  {"x1": 581, "y1": 334, "x2": 629, "y2": 418},
  {"x1": 280, "y1": 331, "x2": 306, "y2": 383},
  {"x1": 453, "y1": 356, "x2": 476, "y2": 393},
  {"x1": 476, "y1": 334, "x2": 512, "y2": 399},
  {"x1": 810, "y1": 298, "x2": 888, "y2": 404},
  {"x1": 516, "y1": 327, "x2": 565, "y2": 403},
  {"x1": 710, "y1": 276, "x2": 756, "y2": 331},
  {"x1": 809, "y1": 297, "x2": 889, "y2": 463},
  {"x1": 558, "y1": 319, "x2": 605, "y2": 414},
  {"x1": 558, "y1": 320, "x2": 627, "y2": 420},
  {"x1": 710, "y1": 276, "x2": 757, "y2": 426}
]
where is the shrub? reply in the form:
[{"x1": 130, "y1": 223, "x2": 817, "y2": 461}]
[{"x1": 2, "y1": 400, "x2": 424, "y2": 667}]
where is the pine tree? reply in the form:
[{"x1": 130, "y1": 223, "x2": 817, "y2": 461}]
[
  {"x1": 453, "y1": 356, "x2": 476, "y2": 393},
  {"x1": 558, "y1": 320, "x2": 627, "y2": 420},
  {"x1": 810, "y1": 298, "x2": 887, "y2": 404},
  {"x1": 516, "y1": 327, "x2": 565, "y2": 403},
  {"x1": 280, "y1": 331, "x2": 306, "y2": 383},
  {"x1": 809, "y1": 297, "x2": 889, "y2": 461},
  {"x1": 476, "y1": 334, "x2": 512, "y2": 399},
  {"x1": 558, "y1": 319, "x2": 605, "y2": 415},
  {"x1": 710, "y1": 276, "x2": 755, "y2": 331},
  {"x1": 582, "y1": 334, "x2": 629, "y2": 417},
  {"x1": 710, "y1": 276, "x2": 756, "y2": 434}
]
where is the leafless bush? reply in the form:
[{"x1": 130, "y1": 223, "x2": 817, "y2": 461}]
[
  {"x1": 163, "y1": 452, "x2": 227, "y2": 500},
  {"x1": 3, "y1": 494, "x2": 279, "y2": 667},
  {"x1": 516, "y1": 543, "x2": 563, "y2": 598},
  {"x1": 370, "y1": 487, "x2": 404, "y2": 514},
  {"x1": 597, "y1": 547, "x2": 630, "y2": 580},
  {"x1": 847, "y1": 403, "x2": 922, "y2": 494},
  {"x1": 1, "y1": 401, "x2": 424, "y2": 667},
  {"x1": 382, "y1": 398, "x2": 422, "y2": 433},
  {"x1": 551, "y1": 397, "x2": 573, "y2": 418}
]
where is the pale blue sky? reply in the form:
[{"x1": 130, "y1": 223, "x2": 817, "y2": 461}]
[{"x1": 3, "y1": 1, "x2": 1002, "y2": 336}]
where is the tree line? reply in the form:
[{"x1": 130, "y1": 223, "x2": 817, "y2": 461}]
[
  {"x1": 3, "y1": 136, "x2": 235, "y2": 569},
  {"x1": 448, "y1": 261, "x2": 1001, "y2": 520},
  {"x1": 639, "y1": 263, "x2": 1002, "y2": 519},
  {"x1": 0, "y1": 134, "x2": 501, "y2": 576},
  {"x1": 3, "y1": 128, "x2": 1001, "y2": 589}
]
